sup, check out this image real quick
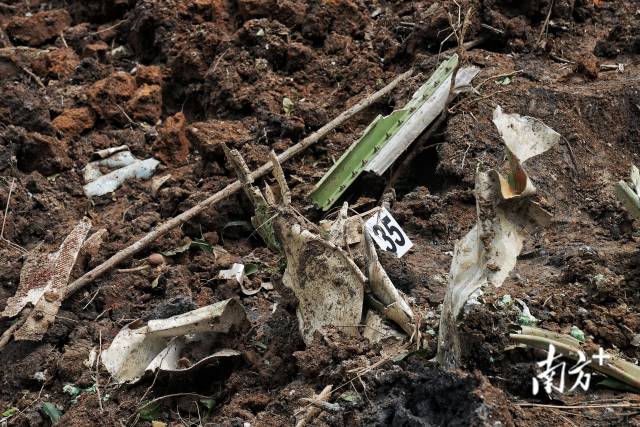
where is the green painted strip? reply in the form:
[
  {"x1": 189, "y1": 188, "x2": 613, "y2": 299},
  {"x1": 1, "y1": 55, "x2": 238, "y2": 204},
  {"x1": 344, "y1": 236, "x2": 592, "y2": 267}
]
[{"x1": 310, "y1": 54, "x2": 458, "y2": 211}]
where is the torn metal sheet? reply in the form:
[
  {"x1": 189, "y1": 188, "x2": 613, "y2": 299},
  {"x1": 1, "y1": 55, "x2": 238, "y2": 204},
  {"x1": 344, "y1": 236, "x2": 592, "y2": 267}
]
[
  {"x1": 363, "y1": 229, "x2": 415, "y2": 336},
  {"x1": 491, "y1": 106, "x2": 561, "y2": 198},
  {"x1": 615, "y1": 164, "x2": 640, "y2": 220},
  {"x1": 320, "y1": 203, "x2": 364, "y2": 247},
  {"x1": 437, "y1": 106, "x2": 560, "y2": 368},
  {"x1": 363, "y1": 311, "x2": 405, "y2": 344},
  {"x1": 1, "y1": 218, "x2": 92, "y2": 341},
  {"x1": 364, "y1": 65, "x2": 480, "y2": 175},
  {"x1": 83, "y1": 146, "x2": 159, "y2": 197},
  {"x1": 101, "y1": 299, "x2": 249, "y2": 383},
  {"x1": 310, "y1": 55, "x2": 480, "y2": 211},
  {"x1": 223, "y1": 149, "x2": 365, "y2": 345},
  {"x1": 276, "y1": 220, "x2": 365, "y2": 345}
]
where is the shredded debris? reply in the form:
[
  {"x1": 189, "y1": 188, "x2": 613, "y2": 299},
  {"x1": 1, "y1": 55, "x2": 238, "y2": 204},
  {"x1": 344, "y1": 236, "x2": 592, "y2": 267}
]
[
  {"x1": 437, "y1": 106, "x2": 560, "y2": 368},
  {"x1": 101, "y1": 299, "x2": 249, "y2": 384},
  {"x1": 310, "y1": 54, "x2": 479, "y2": 210},
  {"x1": 1, "y1": 218, "x2": 92, "y2": 341},
  {"x1": 82, "y1": 145, "x2": 159, "y2": 197}
]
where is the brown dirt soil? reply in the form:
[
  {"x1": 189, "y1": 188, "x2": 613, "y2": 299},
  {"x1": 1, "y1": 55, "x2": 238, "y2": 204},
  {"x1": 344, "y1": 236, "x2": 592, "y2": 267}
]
[{"x1": 1, "y1": 0, "x2": 640, "y2": 426}]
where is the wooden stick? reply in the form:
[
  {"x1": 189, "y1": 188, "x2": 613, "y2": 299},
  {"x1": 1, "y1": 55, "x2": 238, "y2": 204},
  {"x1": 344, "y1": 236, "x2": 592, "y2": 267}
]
[
  {"x1": 296, "y1": 385, "x2": 333, "y2": 427},
  {"x1": 299, "y1": 398, "x2": 342, "y2": 413},
  {"x1": 66, "y1": 69, "x2": 412, "y2": 296}
]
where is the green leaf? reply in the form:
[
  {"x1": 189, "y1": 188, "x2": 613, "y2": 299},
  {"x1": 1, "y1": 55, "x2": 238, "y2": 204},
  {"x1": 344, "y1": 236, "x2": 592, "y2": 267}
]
[
  {"x1": 199, "y1": 399, "x2": 215, "y2": 410},
  {"x1": 282, "y1": 97, "x2": 294, "y2": 116},
  {"x1": 495, "y1": 76, "x2": 511, "y2": 85},
  {"x1": 138, "y1": 400, "x2": 161, "y2": 422},
  {"x1": 191, "y1": 238, "x2": 212, "y2": 253},
  {"x1": 160, "y1": 240, "x2": 192, "y2": 257},
  {"x1": 63, "y1": 384, "x2": 81, "y2": 398},
  {"x1": 339, "y1": 390, "x2": 362, "y2": 404},
  {"x1": 244, "y1": 263, "x2": 258, "y2": 276},
  {"x1": 41, "y1": 402, "x2": 62, "y2": 424},
  {"x1": 2, "y1": 407, "x2": 18, "y2": 418}
]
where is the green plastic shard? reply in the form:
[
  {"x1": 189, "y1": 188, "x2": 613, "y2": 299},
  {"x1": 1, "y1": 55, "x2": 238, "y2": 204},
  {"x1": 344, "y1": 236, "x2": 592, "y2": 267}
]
[{"x1": 310, "y1": 54, "x2": 458, "y2": 211}]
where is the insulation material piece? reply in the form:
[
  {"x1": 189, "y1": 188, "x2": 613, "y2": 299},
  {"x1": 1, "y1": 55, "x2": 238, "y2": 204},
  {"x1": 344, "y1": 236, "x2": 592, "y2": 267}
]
[
  {"x1": 83, "y1": 145, "x2": 159, "y2": 197},
  {"x1": 1, "y1": 218, "x2": 92, "y2": 340},
  {"x1": 218, "y1": 263, "x2": 245, "y2": 284},
  {"x1": 101, "y1": 299, "x2": 249, "y2": 383},
  {"x1": 437, "y1": 106, "x2": 560, "y2": 368}
]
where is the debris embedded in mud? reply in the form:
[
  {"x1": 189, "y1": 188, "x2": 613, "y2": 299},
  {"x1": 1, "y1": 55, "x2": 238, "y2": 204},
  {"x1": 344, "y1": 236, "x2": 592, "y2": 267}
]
[
  {"x1": 615, "y1": 164, "x2": 640, "y2": 220},
  {"x1": 3, "y1": 1, "x2": 640, "y2": 424},
  {"x1": 101, "y1": 299, "x2": 249, "y2": 384},
  {"x1": 1, "y1": 218, "x2": 92, "y2": 342},
  {"x1": 310, "y1": 54, "x2": 480, "y2": 211},
  {"x1": 511, "y1": 326, "x2": 640, "y2": 391},
  {"x1": 438, "y1": 106, "x2": 560, "y2": 368},
  {"x1": 82, "y1": 145, "x2": 160, "y2": 197}
]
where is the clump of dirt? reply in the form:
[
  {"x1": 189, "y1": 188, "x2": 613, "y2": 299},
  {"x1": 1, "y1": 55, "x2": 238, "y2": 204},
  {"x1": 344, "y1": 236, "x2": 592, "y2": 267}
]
[{"x1": 360, "y1": 357, "x2": 515, "y2": 426}]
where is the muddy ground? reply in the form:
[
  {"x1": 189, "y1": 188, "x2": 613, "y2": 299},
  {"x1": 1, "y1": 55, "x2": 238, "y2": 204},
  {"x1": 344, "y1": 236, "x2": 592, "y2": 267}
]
[{"x1": 0, "y1": 0, "x2": 639, "y2": 426}]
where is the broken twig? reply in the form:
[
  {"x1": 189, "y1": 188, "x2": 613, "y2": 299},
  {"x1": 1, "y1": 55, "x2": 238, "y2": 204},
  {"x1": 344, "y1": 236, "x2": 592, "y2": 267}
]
[{"x1": 296, "y1": 385, "x2": 333, "y2": 427}]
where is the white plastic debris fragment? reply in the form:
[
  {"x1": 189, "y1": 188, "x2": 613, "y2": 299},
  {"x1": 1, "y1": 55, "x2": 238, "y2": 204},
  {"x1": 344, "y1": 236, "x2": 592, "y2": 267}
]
[
  {"x1": 218, "y1": 263, "x2": 245, "y2": 284},
  {"x1": 101, "y1": 299, "x2": 249, "y2": 383},
  {"x1": 82, "y1": 145, "x2": 159, "y2": 197},
  {"x1": 151, "y1": 174, "x2": 172, "y2": 196},
  {"x1": 437, "y1": 106, "x2": 560, "y2": 368},
  {"x1": 364, "y1": 66, "x2": 480, "y2": 175},
  {"x1": 1, "y1": 218, "x2": 92, "y2": 341}
]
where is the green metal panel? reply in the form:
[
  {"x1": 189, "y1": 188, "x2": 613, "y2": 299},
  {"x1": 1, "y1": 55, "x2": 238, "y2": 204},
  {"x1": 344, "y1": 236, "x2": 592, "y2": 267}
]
[{"x1": 310, "y1": 54, "x2": 458, "y2": 211}]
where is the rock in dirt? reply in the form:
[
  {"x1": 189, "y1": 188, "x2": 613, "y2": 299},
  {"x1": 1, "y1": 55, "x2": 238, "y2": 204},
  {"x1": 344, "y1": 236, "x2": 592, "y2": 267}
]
[
  {"x1": 187, "y1": 119, "x2": 253, "y2": 162},
  {"x1": 135, "y1": 64, "x2": 164, "y2": 85},
  {"x1": 0, "y1": 81, "x2": 54, "y2": 134},
  {"x1": 87, "y1": 71, "x2": 137, "y2": 123},
  {"x1": 155, "y1": 112, "x2": 190, "y2": 165},
  {"x1": 4, "y1": 125, "x2": 72, "y2": 175},
  {"x1": 52, "y1": 107, "x2": 96, "y2": 139},
  {"x1": 5, "y1": 10, "x2": 72, "y2": 46},
  {"x1": 127, "y1": 83, "x2": 163, "y2": 123},
  {"x1": 30, "y1": 47, "x2": 80, "y2": 80}
]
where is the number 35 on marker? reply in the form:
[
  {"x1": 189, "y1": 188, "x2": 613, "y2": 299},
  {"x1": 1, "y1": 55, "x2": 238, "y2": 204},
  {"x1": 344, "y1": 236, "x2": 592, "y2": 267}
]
[{"x1": 365, "y1": 207, "x2": 413, "y2": 258}]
